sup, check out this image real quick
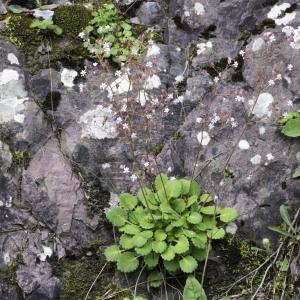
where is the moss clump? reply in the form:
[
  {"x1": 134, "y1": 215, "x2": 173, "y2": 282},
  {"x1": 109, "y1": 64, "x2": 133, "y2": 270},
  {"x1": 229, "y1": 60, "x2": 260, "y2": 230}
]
[
  {"x1": 53, "y1": 4, "x2": 92, "y2": 38},
  {"x1": 2, "y1": 253, "x2": 24, "y2": 286}
]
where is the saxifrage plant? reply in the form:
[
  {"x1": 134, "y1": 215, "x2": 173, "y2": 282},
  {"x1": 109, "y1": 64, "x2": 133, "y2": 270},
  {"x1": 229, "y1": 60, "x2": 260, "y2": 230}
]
[
  {"x1": 105, "y1": 174, "x2": 239, "y2": 288},
  {"x1": 81, "y1": 3, "x2": 145, "y2": 63}
]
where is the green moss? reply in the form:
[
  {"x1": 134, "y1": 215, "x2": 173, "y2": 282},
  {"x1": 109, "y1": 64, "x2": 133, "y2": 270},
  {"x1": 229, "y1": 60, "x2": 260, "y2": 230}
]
[
  {"x1": 53, "y1": 4, "x2": 92, "y2": 38},
  {"x1": 152, "y1": 143, "x2": 165, "y2": 156},
  {"x1": 2, "y1": 252, "x2": 24, "y2": 286},
  {"x1": 176, "y1": 79, "x2": 187, "y2": 96}
]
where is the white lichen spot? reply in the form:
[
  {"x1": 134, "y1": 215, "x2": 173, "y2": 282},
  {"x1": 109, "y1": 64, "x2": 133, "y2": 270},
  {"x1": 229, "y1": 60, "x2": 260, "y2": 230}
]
[
  {"x1": 267, "y1": 3, "x2": 291, "y2": 20},
  {"x1": 0, "y1": 69, "x2": 19, "y2": 84},
  {"x1": 7, "y1": 53, "x2": 19, "y2": 65},
  {"x1": 194, "y1": 2, "x2": 205, "y2": 15},
  {"x1": 79, "y1": 106, "x2": 118, "y2": 140},
  {"x1": 266, "y1": 153, "x2": 274, "y2": 160},
  {"x1": 61, "y1": 68, "x2": 78, "y2": 88},
  {"x1": 252, "y1": 38, "x2": 265, "y2": 52},
  {"x1": 250, "y1": 154, "x2": 262, "y2": 165},
  {"x1": 197, "y1": 131, "x2": 210, "y2": 146},
  {"x1": 14, "y1": 114, "x2": 25, "y2": 123},
  {"x1": 253, "y1": 93, "x2": 274, "y2": 118},
  {"x1": 37, "y1": 246, "x2": 53, "y2": 262},
  {"x1": 33, "y1": 9, "x2": 54, "y2": 20},
  {"x1": 146, "y1": 44, "x2": 160, "y2": 57},
  {"x1": 0, "y1": 69, "x2": 28, "y2": 124},
  {"x1": 259, "y1": 126, "x2": 266, "y2": 135},
  {"x1": 108, "y1": 74, "x2": 132, "y2": 98},
  {"x1": 0, "y1": 200, "x2": 3, "y2": 207},
  {"x1": 144, "y1": 74, "x2": 161, "y2": 90},
  {"x1": 238, "y1": 140, "x2": 250, "y2": 150},
  {"x1": 3, "y1": 252, "x2": 10, "y2": 265},
  {"x1": 275, "y1": 12, "x2": 296, "y2": 26}
]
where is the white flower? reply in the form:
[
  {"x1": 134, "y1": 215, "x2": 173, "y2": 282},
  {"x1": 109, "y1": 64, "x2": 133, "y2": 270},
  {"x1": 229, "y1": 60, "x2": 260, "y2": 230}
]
[
  {"x1": 167, "y1": 167, "x2": 172, "y2": 172},
  {"x1": 175, "y1": 96, "x2": 184, "y2": 104},
  {"x1": 78, "y1": 32, "x2": 86, "y2": 39},
  {"x1": 131, "y1": 48, "x2": 139, "y2": 55},
  {"x1": 93, "y1": 62, "x2": 98, "y2": 67},
  {"x1": 130, "y1": 174, "x2": 137, "y2": 182},
  {"x1": 233, "y1": 61, "x2": 239, "y2": 68},
  {"x1": 146, "y1": 61, "x2": 153, "y2": 68},
  {"x1": 176, "y1": 47, "x2": 181, "y2": 52},
  {"x1": 115, "y1": 70, "x2": 122, "y2": 77},
  {"x1": 131, "y1": 132, "x2": 137, "y2": 139},
  {"x1": 194, "y1": 2, "x2": 205, "y2": 15},
  {"x1": 102, "y1": 163, "x2": 111, "y2": 169},
  {"x1": 268, "y1": 80, "x2": 275, "y2": 86},
  {"x1": 80, "y1": 69, "x2": 87, "y2": 77},
  {"x1": 175, "y1": 74, "x2": 184, "y2": 83},
  {"x1": 214, "y1": 77, "x2": 219, "y2": 83},
  {"x1": 287, "y1": 64, "x2": 293, "y2": 71},
  {"x1": 146, "y1": 114, "x2": 152, "y2": 119},
  {"x1": 184, "y1": 11, "x2": 190, "y2": 17},
  {"x1": 196, "y1": 117, "x2": 202, "y2": 123},
  {"x1": 122, "y1": 123, "x2": 129, "y2": 130},
  {"x1": 230, "y1": 117, "x2": 238, "y2": 128},
  {"x1": 287, "y1": 100, "x2": 293, "y2": 106},
  {"x1": 266, "y1": 153, "x2": 274, "y2": 161},
  {"x1": 144, "y1": 162, "x2": 150, "y2": 167},
  {"x1": 208, "y1": 123, "x2": 214, "y2": 131},
  {"x1": 276, "y1": 74, "x2": 282, "y2": 80},
  {"x1": 228, "y1": 57, "x2": 232, "y2": 64},
  {"x1": 123, "y1": 167, "x2": 130, "y2": 174},
  {"x1": 103, "y1": 42, "x2": 111, "y2": 54},
  {"x1": 235, "y1": 95, "x2": 245, "y2": 103},
  {"x1": 170, "y1": 176, "x2": 176, "y2": 180},
  {"x1": 239, "y1": 50, "x2": 245, "y2": 57},
  {"x1": 79, "y1": 83, "x2": 84, "y2": 93},
  {"x1": 164, "y1": 108, "x2": 170, "y2": 113},
  {"x1": 100, "y1": 83, "x2": 107, "y2": 90},
  {"x1": 269, "y1": 34, "x2": 276, "y2": 43}
]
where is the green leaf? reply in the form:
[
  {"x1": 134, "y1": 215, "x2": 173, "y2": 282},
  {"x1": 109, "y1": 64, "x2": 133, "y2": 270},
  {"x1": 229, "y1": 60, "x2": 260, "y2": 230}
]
[
  {"x1": 201, "y1": 216, "x2": 217, "y2": 229},
  {"x1": 155, "y1": 173, "x2": 168, "y2": 191},
  {"x1": 163, "y1": 259, "x2": 179, "y2": 272},
  {"x1": 180, "y1": 179, "x2": 191, "y2": 195},
  {"x1": 208, "y1": 228, "x2": 225, "y2": 239},
  {"x1": 148, "y1": 271, "x2": 164, "y2": 288},
  {"x1": 200, "y1": 194, "x2": 213, "y2": 203},
  {"x1": 282, "y1": 118, "x2": 300, "y2": 137},
  {"x1": 120, "y1": 224, "x2": 141, "y2": 235},
  {"x1": 166, "y1": 180, "x2": 182, "y2": 198},
  {"x1": 144, "y1": 253, "x2": 159, "y2": 269},
  {"x1": 117, "y1": 252, "x2": 139, "y2": 273},
  {"x1": 200, "y1": 206, "x2": 220, "y2": 215},
  {"x1": 179, "y1": 256, "x2": 198, "y2": 273},
  {"x1": 279, "y1": 205, "x2": 293, "y2": 229},
  {"x1": 120, "y1": 193, "x2": 138, "y2": 210},
  {"x1": 189, "y1": 180, "x2": 201, "y2": 196},
  {"x1": 171, "y1": 198, "x2": 186, "y2": 213},
  {"x1": 154, "y1": 229, "x2": 167, "y2": 241},
  {"x1": 219, "y1": 208, "x2": 239, "y2": 223},
  {"x1": 279, "y1": 258, "x2": 289, "y2": 272},
  {"x1": 191, "y1": 247, "x2": 208, "y2": 262},
  {"x1": 135, "y1": 241, "x2": 152, "y2": 256},
  {"x1": 191, "y1": 233, "x2": 207, "y2": 249},
  {"x1": 182, "y1": 229, "x2": 197, "y2": 238},
  {"x1": 51, "y1": 25, "x2": 63, "y2": 35},
  {"x1": 107, "y1": 207, "x2": 127, "y2": 227},
  {"x1": 187, "y1": 212, "x2": 203, "y2": 224},
  {"x1": 183, "y1": 276, "x2": 207, "y2": 300},
  {"x1": 161, "y1": 246, "x2": 175, "y2": 261},
  {"x1": 152, "y1": 240, "x2": 167, "y2": 253},
  {"x1": 268, "y1": 226, "x2": 293, "y2": 238},
  {"x1": 137, "y1": 188, "x2": 157, "y2": 210},
  {"x1": 120, "y1": 234, "x2": 134, "y2": 250},
  {"x1": 174, "y1": 236, "x2": 189, "y2": 254},
  {"x1": 104, "y1": 245, "x2": 121, "y2": 262},
  {"x1": 293, "y1": 166, "x2": 300, "y2": 178},
  {"x1": 186, "y1": 195, "x2": 197, "y2": 208},
  {"x1": 8, "y1": 5, "x2": 27, "y2": 14},
  {"x1": 133, "y1": 233, "x2": 147, "y2": 247}
]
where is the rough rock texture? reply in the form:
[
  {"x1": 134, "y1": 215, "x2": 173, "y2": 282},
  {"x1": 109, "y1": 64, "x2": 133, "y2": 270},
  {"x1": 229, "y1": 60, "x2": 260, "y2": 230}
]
[{"x1": 1, "y1": 0, "x2": 300, "y2": 298}]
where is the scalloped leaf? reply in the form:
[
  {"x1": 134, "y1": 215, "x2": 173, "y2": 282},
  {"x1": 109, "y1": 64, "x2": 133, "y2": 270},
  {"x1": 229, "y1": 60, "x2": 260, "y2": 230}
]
[
  {"x1": 152, "y1": 240, "x2": 167, "y2": 253},
  {"x1": 120, "y1": 224, "x2": 141, "y2": 235},
  {"x1": 186, "y1": 195, "x2": 197, "y2": 208},
  {"x1": 120, "y1": 193, "x2": 138, "y2": 210},
  {"x1": 135, "y1": 241, "x2": 153, "y2": 255},
  {"x1": 144, "y1": 253, "x2": 159, "y2": 269},
  {"x1": 189, "y1": 180, "x2": 201, "y2": 196},
  {"x1": 180, "y1": 178, "x2": 191, "y2": 195},
  {"x1": 120, "y1": 234, "x2": 134, "y2": 250},
  {"x1": 282, "y1": 118, "x2": 300, "y2": 137},
  {"x1": 133, "y1": 233, "x2": 148, "y2": 247},
  {"x1": 179, "y1": 256, "x2": 198, "y2": 273},
  {"x1": 208, "y1": 228, "x2": 225, "y2": 239},
  {"x1": 104, "y1": 245, "x2": 121, "y2": 262},
  {"x1": 200, "y1": 206, "x2": 220, "y2": 216},
  {"x1": 200, "y1": 194, "x2": 213, "y2": 203},
  {"x1": 171, "y1": 198, "x2": 186, "y2": 213},
  {"x1": 154, "y1": 229, "x2": 167, "y2": 241},
  {"x1": 166, "y1": 180, "x2": 182, "y2": 198},
  {"x1": 191, "y1": 233, "x2": 207, "y2": 249},
  {"x1": 163, "y1": 259, "x2": 179, "y2": 272},
  {"x1": 293, "y1": 166, "x2": 300, "y2": 178},
  {"x1": 148, "y1": 271, "x2": 164, "y2": 288},
  {"x1": 107, "y1": 207, "x2": 127, "y2": 227},
  {"x1": 219, "y1": 208, "x2": 239, "y2": 223},
  {"x1": 161, "y1": 246, "x2": 175, "y2": 261},
  {"x1": 183, "y1": 276, "x2": 207, "y2": 300},
  {"x1": 117, "y1": 252, "x2": 139, "y2": 273},
  {"x1": 174, "y1": 236, "x2": 189, "y2": 254},
  {"x1": 187, "y1": 212, "x2": 202, "y2": 224},
  {"x1": 155, "y1": 173, "x2": 168, "y2": 191}
]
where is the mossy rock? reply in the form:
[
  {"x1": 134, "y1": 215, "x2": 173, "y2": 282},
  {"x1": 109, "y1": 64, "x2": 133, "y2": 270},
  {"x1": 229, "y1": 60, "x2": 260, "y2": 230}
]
[{"x1": 53, "y1": 4, "x2": 92, "y2": 38}]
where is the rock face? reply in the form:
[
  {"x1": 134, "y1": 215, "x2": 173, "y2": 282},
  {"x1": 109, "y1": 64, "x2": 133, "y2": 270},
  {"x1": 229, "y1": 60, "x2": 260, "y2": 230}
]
[{"x1": 1, "y1": 0, "x2": 300, "y2": 299}]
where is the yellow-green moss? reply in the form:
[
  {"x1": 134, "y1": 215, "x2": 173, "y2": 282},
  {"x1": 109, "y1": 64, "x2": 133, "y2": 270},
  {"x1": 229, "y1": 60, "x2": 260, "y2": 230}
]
[
  {"x1": 53, "y1": 4, "x2": 92, "y2": 38},
  {"x1": 2, "y1": 253, "x2": 24, "y2": 286}
]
